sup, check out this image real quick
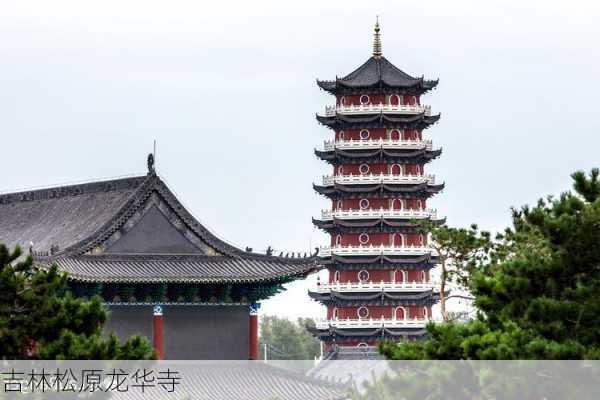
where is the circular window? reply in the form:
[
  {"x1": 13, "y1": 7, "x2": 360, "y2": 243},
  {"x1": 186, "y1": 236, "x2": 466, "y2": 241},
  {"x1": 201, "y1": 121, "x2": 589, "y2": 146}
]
[
  {"x1": 359, "y1": 164, "x2": 370, "y2": 175},
  {"x1": 359, "y1": 233, "x2": 369, "y2": 244},
  {"x1": 357, "y1": 306, "x2": 369, "y2": 319},
  {"x1": 359, "y1": 95, "x2": 370, "y2": 105},
  {"x1": 389, "y1": 94, "x2": 400, "y2": 106},
  {"x1": 358, "y1": 270, "x2": 369, "y2": 282},
  {"x1": 359, "y1": 129, "x2": 370, "y2": 140},
  {"x1": 359, "y1": 199, "x2": 370, "y2": 210}
]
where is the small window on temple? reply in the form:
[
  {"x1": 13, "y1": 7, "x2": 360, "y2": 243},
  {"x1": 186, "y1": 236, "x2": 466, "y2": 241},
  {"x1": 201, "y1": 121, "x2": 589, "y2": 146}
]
[
  {"x1": 336, "y1": 200, "x2": 343, "y2": 210},
  {"x1": 335, "y1": 235, "x2": 342, "y2": 246},
  {"x1": 358, "y1": 270, "x2": 369, "y2": 282},
  {"x1": 333, "y1": 307, "x2": 339, "y2": 319},
  {"x1": 359, "y1": 233, "x2": 369, "y2": 244},
  {"x1": 359, "y1": 164, "x2": 370, "y2": 175},
  {"x1": 338, "y1": 130, "x2": 345, "y2": 140},
  {"x1": 337, "y1": 166, "x2": 344, "y2": 175},
  {"x1": 360, "y1": 95, "x2": 370, "y2": 105},
  {"x1": 359, "y1": 199, "x2": 370, "y2": 210},
  {"x1": 357, "y1": 306, "x2": 369, "y2": 319},
  {"x1": 357, "y1": 342, "x2": 369, "y2": 349},
  {"x1": 340, "y1": 96, "x2": 346, "y2": 106},
  {"x1": 411, "y1": 96, "x2": 417, "y2": 105},
  {"x1": 389, "y1": 94, "x2": 400, "y2": 106},
  {"x1": 390, "y1": 129, "x2": 401, "y2": 140},
  {"x1": 359, "y1": 129, "x2": 370, "y2": 140},
  {"x1": 334, "y1": 270, "x2": 341, "y2": 282}
]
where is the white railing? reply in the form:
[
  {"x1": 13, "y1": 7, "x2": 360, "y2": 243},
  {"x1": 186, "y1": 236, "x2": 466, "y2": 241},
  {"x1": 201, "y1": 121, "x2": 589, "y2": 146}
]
[
  {"x1": 315, "y1": 317, "x2": 430, "y2": 330},
  {"x1": 315, "y1": 281, "x2": 436, "y2": 293},
  {"x1": 320, "y1": 245, "x2": 436, "y2": 257},
  {"x1": 321, "y1": 207, "x2": 437, "y2": 220},
  {"x1": 322, "y1": 173, "x2": 435, "y2": 186},
  {"x1": 323, "y1": 138, "x2": 433, "y2": 151},
  {"x1": 324, "y1": 103, "x2": 431, "y2": 117}
]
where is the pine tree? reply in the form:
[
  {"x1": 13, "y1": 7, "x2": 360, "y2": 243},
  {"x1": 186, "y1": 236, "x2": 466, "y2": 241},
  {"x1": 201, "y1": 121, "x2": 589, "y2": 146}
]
[
  {"x1": 423, "y1": 222, "x2": 492, "y2": 322},
  {"x1": 381, "y1": 169, "x2": 600, "y2": 359},
  {"x1": 0, "y1": 245, "x2": 155, "y2": 359}
]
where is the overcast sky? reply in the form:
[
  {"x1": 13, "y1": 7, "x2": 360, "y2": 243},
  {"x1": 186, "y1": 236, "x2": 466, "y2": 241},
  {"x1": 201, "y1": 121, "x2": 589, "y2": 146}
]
[{"x1": 1, "y1": 0, "x2": 599, "y2": 320}]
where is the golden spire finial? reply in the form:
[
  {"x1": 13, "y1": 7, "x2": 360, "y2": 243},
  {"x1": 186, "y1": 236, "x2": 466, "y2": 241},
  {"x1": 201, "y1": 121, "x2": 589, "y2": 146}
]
[{"x1": 373, "y1": 16, "x2": 382, "y2": 58}]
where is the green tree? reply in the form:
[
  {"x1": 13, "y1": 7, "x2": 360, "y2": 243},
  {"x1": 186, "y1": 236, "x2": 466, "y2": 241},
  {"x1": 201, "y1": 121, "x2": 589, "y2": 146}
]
[
  {"x1": 423, "y1": 222, "x2": 492, "y2": 322},
  {"x1": 259, "y1": 316, "x2": 320, "y2": 360},
  {"x1": 0, "y1": 244, "x2": 155, "y2": 359},
  {"x1": 381, "y1": 169, "x2": 600, "y2": 359}
]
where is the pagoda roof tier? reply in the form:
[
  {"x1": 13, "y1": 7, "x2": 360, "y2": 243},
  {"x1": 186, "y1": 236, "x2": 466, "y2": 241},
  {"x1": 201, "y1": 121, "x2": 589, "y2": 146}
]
[
  {"x1": 320, "y1": 252, "x2": 439, "y2": 267},
  {"x1": 317, "y1": 56, "x2": 438, "y2": 95},
  {"x1": 314, "y1": 147, "x2": 442, "y2": 165},
  {"x1": 311, "y1": 328, "x2": 427, "y2": 342},
  {"x1": 313, "y1": 181, "x2": 444, "y2": 199},
  {"x1": 309, "y1": 325, "x2": 427, "y2": 339},
  {"x1": 0, "y1": 170, "x2": 318, "y2": 284},
  {"x1": 312, "y1": 218, "x2": 428, "y2": 235},
  {"x1": 308, "y1": 290, "x2": 440, "y2": 306},
  {"x1": 316, "y1": 112, "x2": 440, "y2": 130}
]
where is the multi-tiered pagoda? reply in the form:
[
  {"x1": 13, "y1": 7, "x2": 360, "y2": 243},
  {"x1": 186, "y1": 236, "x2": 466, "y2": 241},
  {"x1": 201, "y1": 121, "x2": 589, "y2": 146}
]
[{"x1": 309, "y1": 20, "x2": 445, "y2": 357}]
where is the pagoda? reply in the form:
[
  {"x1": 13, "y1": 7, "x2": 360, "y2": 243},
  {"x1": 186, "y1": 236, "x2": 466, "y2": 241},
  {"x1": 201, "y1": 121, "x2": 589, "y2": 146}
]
[{"x1": 309, "y1": 20, "x2": 445, "y2": 357}]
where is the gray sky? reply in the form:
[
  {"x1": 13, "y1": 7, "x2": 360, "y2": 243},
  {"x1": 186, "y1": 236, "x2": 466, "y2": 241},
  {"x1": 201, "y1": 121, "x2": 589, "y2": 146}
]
[{"x1": 1, "y1": 0, "x2": 599, "y2": 320}]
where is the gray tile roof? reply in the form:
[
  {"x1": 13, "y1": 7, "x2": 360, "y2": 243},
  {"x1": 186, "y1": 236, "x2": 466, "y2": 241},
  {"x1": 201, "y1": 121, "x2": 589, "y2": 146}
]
[
  {"x1": 0, "y1": 176, "x2": 145, "y2": 254},
  {"x1": 0, "y1": 174, "x2": 318, "y2": 283},
  {"x1": 53, "y1": 254, "x2": 317, "y2": 283},
  {"x1": 317, "y1": 56, "x2": 438, "y2": 93},
  {"x1": 118, "y1": 362, "x2": 348, "y2": 400}
]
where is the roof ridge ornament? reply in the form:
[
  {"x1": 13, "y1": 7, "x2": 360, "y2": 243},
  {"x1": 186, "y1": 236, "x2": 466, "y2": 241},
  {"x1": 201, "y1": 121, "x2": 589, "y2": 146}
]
[
  {"x1": 373, "y1": 16, "x2": 382, "y2": 59},
  {"x1": 147, "y1": 153, "x2": 156, "y2": 176}
]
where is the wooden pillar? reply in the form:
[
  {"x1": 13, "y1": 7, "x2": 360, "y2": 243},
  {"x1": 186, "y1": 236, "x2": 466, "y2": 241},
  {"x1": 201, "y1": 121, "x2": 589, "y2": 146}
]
[
  {"x1": 153, "y1": 305, "x2": 164, "y2": 360},
  {"x1": 249, "y1": 303, "x2": 259, "y2": 360}
]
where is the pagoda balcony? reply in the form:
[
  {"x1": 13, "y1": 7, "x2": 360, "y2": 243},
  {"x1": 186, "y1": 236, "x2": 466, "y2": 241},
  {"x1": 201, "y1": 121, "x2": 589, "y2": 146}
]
[
  {"x1": 314, "y1": 281, "x2": 436, "y2": 293},
  {"x1": 319, "y1": 245, "x2": 435, "y2": 257},
  {"x1": 324, "y1": 103, "x2": 431, "y2": 117},
  {"x1": 321, "y1": 207, "x2": 438, "y2": 220},
  {"x1": 321, "y1": 173, "x2": 436, "y2": 186},
  {"x1": 314, "y1": 317, "x2": 430, "y2": 330},
  {"x1": 323, "y1": 138, "x2": 433, "y2": 152}
]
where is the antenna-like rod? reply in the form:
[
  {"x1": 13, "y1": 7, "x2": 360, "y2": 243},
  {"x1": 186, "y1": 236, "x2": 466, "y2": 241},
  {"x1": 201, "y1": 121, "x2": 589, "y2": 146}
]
[{"x1": 373, "y1": 16, "x2": 382, "y2": 58}]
